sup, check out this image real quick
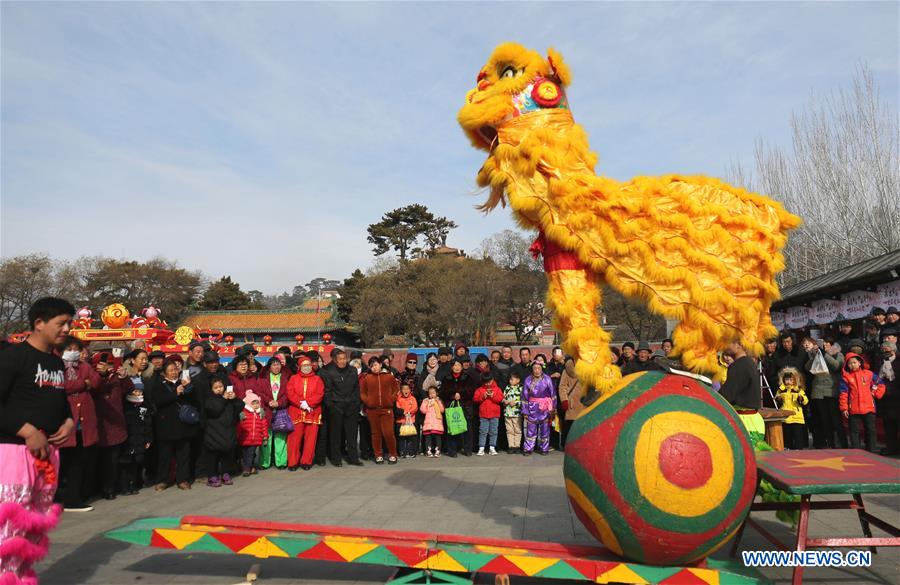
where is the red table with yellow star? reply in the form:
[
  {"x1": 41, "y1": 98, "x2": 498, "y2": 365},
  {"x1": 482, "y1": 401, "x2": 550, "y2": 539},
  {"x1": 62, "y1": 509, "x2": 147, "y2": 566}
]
[{"x1": 732, "y1": 449, "x2": 900, "y2": 585}]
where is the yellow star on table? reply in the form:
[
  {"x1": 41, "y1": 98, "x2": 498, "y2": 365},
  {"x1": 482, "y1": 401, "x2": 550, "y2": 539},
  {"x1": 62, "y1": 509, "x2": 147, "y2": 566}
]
[{"x1": 786, "y1": 456, "x2": 873, "y2": 471}]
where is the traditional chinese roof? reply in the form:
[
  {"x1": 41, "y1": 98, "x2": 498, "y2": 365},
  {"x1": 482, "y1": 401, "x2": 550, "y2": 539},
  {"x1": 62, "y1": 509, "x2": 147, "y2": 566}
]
[{"x1": 181, "y1": 309, "x2": 337, "y2": 333}]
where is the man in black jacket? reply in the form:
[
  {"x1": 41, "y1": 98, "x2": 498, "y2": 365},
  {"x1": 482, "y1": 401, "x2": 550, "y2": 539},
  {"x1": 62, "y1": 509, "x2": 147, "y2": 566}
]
[
  {"x1": 773, "y1": 332, "x2": 807, "y2": 373},
  {"x1": 621, "y1": 342, "x2": 663, "y2": 375},
  {"x1": 719, "y1": 342, "x2": 761, "y2": 410},
  {"x1": 319, "y1": 349, "x2": 363, "y2": 466},
  {"x1": 510, "y1": 347, "x2": 532, "y2": 384},
  {"x1": 494, "y1": 345, "x2": 515, "y2": 389}
]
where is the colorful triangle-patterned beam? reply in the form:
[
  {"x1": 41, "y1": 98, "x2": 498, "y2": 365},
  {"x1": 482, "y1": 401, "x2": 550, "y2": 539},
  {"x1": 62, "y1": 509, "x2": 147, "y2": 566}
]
[{"x1": 104, "y1": 516, "x2": 770, "y2": 585}]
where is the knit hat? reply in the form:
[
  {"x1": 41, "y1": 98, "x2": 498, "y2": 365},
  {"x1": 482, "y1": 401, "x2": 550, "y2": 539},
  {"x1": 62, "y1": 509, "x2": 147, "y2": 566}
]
[
  {"x1": 202, "y1": 351, "x2": 220, "y2": 363},
  {"x1": 438, "y1": 347, "x2": 452, "y2": 356},
  {"x1": 162, "y1": 355, "x2": 183, "y2": 369},
  {"x1": 405, "y1": 352, "x2": 418, "y2": 363},
  {"x1": 381, "y1": 348, "x2": 394, "y2": 358},
  {"x1": 244, "y1": 391, "x2": 260, "y2": 406},
  {"x1": 848, "y1": 338, "x2": 866, "y2": 351},
  {"x1": 297, "y1": 356, "x2": 313, "y2": 369},
  {"x1": 888, "y1": 307, "x2": 899, "y2": 316},
  {"x1": 871, "y1": 307, "x2": 886, "y2": 316},
  {"x1": 474, "y1": 354, "x2": 489, "y2": 364},
  {"x1": 480, "y1": 371, "x2": 494, "y2": 383},
  {"x1": 455, "y1": 343, "x2": 468, "y2": 352}
]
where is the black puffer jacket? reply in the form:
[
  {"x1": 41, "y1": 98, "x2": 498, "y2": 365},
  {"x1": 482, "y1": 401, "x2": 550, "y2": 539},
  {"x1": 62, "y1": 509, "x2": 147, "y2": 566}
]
[
  {"x1": 121, "y1": 399, "x2": 153, "y2": 463},
  {"x1": 152, "y1": 377, "x2": 200, "y2": 442},
  {"x1": 320, "y1": 362, "x2": 361, "y2": 413},
  {"x1": 202, "y1": 393, "x2": 241, "y2": 452}
]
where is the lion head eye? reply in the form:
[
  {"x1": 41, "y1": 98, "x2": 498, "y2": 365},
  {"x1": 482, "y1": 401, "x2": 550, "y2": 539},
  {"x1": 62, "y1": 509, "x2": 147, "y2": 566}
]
[{"x1": 500, "y1": 65, "x2": 519, "y2": 79}]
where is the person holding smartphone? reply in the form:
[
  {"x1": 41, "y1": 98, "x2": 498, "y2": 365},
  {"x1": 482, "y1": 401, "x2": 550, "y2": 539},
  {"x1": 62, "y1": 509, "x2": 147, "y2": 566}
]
[{"x1": 151, "y1": 355, "x2": 198, "y2": 490}]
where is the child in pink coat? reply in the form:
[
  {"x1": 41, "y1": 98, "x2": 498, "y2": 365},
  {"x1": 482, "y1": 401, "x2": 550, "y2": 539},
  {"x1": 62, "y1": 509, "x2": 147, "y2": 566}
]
[{"x1": 419, "y1": 385, "x2": 445, "y2": 457}]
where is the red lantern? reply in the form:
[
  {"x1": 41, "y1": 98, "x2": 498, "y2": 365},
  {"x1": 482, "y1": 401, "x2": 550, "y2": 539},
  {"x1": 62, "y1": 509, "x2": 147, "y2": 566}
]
[
  {"x1": 295, "y1": 334, "x2": 304, "y2": 345},
  {"x1": 263, "y1": 334, "x2": 272, "y2": 345},
  {"x1": 224, "y1": 335, "x2": 234, "y2": 345},
  {"x1": 322, "y1": 333, "x2": 333, "y2": 344}
]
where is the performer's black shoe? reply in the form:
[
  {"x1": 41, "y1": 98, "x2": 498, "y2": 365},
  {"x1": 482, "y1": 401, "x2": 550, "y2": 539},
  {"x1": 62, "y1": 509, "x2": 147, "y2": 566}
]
[{"x1": 581, "y1": 387, "x2": 601, "y2": 408}]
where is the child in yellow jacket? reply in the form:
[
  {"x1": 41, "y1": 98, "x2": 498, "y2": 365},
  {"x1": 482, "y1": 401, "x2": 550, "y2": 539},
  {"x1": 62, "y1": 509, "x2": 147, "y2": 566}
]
[{"x1": 776, "y1": 368, "x2": 809, "y2": 450}]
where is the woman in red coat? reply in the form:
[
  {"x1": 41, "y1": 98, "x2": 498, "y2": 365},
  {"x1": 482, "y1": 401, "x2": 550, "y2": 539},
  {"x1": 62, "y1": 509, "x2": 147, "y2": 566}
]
[
  {"x1": 229, "y1": 355, "x2": 264, "y2": 400},
  {"x1": 60, "y1": 337, "x2": 102, "y2": 511},
  {"x1": 286, "y1": 356, "x2": 324, "y2": 470},
  {"x1": 93, "y1": 352, "x2": 133, "y2": 500}
]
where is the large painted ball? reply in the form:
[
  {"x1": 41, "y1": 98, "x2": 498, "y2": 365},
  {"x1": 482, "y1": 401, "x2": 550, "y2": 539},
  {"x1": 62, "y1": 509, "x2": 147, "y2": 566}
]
[
  {"x1": 100, "y1": 303, "x2": 130, "y2": 329},
  {"x1": 563, "y1": 371, "x2": 756, "y2": 565}
]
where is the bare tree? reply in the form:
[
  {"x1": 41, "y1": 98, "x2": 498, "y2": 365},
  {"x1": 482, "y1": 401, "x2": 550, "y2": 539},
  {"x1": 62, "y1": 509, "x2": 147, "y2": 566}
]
[
  {"x1": 729, "y1": 66, "x2": 899, "y2": 286},
  {"x1": 476, "y1": 229, "x2": 543, "y2": 271}
]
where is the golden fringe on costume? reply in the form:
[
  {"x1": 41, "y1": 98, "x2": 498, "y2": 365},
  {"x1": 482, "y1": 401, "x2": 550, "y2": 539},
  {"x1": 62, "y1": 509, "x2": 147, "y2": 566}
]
[{"x1": 459, "y1": 44, "x2": 801, "y2": 392}]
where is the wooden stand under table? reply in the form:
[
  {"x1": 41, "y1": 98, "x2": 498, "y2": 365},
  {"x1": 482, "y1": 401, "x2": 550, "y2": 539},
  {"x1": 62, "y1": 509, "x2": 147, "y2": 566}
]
[
  {"x1": 759, "y1": 408, "x2": 793, "y2": 451},
  {"x1": 731, "y1": 449, "x2": 900, "y2": 585}
]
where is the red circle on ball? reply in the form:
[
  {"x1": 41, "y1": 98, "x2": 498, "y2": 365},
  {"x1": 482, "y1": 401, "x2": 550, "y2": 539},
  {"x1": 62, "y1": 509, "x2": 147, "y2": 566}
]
[{"x1": 658, "y1": 432, "x2": 713, "y2": 489}]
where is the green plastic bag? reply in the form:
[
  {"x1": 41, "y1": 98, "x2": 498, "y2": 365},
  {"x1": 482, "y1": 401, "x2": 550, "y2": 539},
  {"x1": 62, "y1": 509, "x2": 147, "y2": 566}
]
[{"x1": 445, "y1": 401, "x2": 467, "y2": 436}]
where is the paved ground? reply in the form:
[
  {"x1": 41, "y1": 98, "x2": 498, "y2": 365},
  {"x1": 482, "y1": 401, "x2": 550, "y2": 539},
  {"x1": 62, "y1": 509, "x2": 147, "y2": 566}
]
[{"x1": 36, "y1": 451, "x2": 899, "y2": 584}]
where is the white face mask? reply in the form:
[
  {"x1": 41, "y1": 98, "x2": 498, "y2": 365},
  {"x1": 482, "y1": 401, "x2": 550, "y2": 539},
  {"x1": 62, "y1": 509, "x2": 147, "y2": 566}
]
[
  {"x1": 300, "y1": 365, "x2": 313, "y2": 375},
  {"x1": 62, "y1": 350, "x2": 81, "y2": 362}
]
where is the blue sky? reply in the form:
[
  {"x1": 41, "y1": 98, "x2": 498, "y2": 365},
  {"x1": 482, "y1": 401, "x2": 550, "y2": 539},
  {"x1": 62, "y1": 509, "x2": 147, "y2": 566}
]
[{"x1": 2, "y1": 1, "x2": 897, "y2": 294}]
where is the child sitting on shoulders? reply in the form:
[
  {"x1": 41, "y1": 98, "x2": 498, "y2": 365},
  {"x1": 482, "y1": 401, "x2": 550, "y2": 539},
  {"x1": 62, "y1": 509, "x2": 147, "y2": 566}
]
[
  {"x1": 395, "y1": 382, "x2": 419, "y2": 458},
  {"x1": 420, "y1": 384, "x2": 444, "y2": 457},
  {"x1": 237, "y1": 390, "x2": 268, "y2": 476},
  {"x1": 503, "y1": 371, "x2": 523, "y2": 454},
  {"x1": 474, "y1": 372, "x2": 504, "y2": 456}
]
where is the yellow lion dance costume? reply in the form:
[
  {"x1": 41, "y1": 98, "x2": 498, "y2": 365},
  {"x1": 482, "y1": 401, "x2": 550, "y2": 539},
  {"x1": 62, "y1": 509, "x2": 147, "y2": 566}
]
[{"x1": 458, "y1": 43, "x2": 800, "y2": 393}]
